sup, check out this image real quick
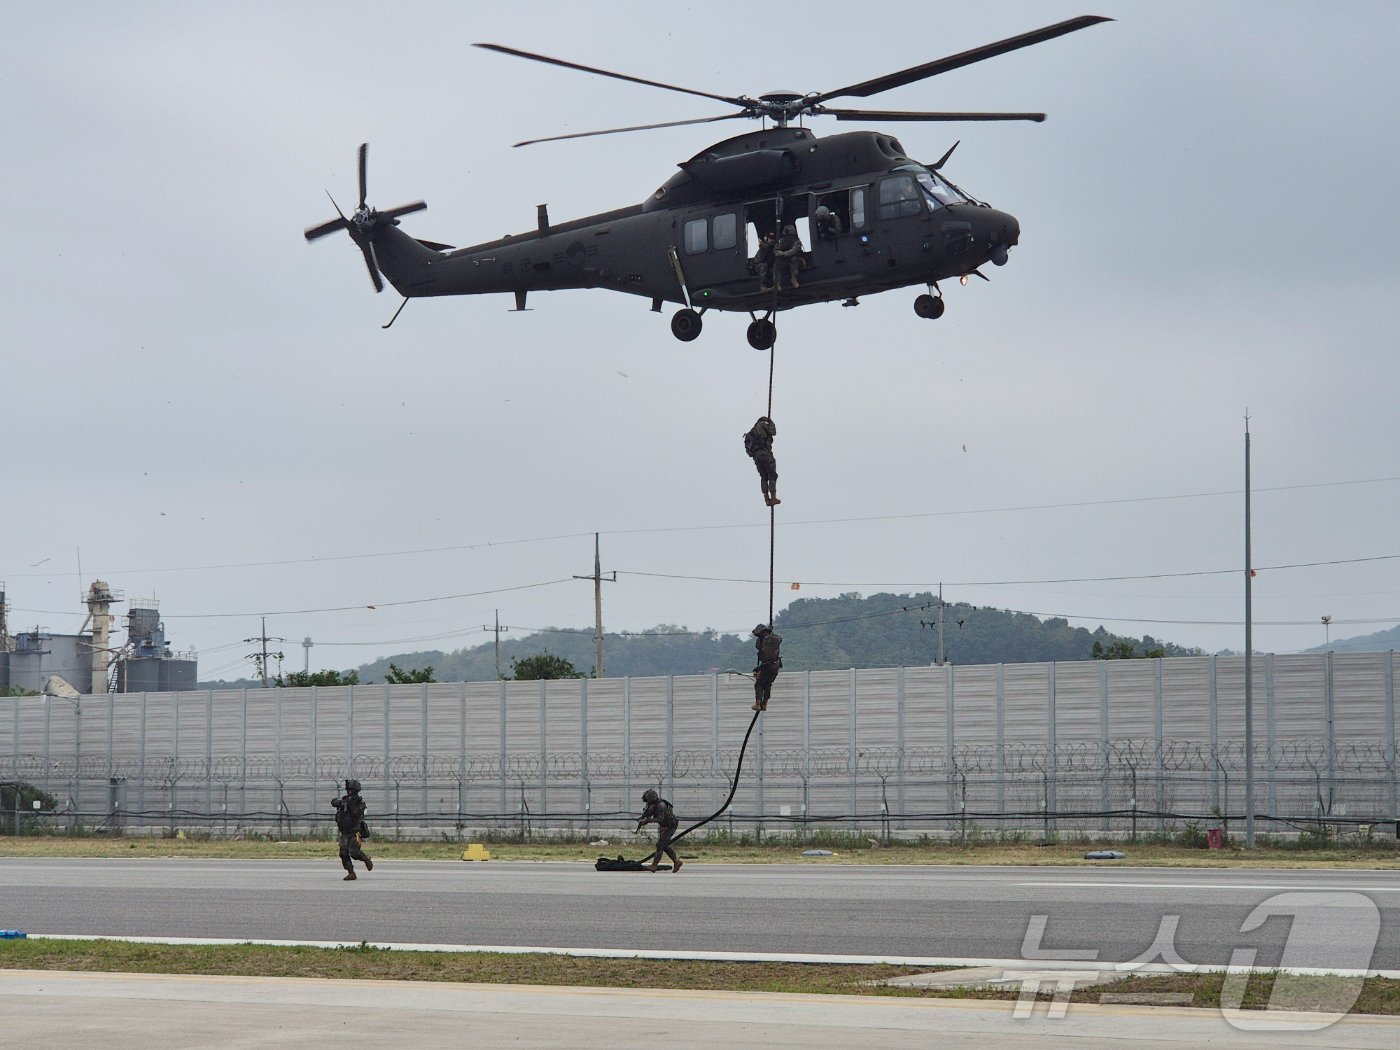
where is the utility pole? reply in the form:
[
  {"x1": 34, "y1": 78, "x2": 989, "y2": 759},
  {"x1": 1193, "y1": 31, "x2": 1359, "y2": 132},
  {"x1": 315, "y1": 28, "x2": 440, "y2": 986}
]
[
  {"x1": 482, "y1": 610, "x2": 511, "y2": 680},
  {"x1": 919, "y1": 585, "x2": 948, "y2": 665},
  {"x1": 573, "y1": 533, "x2": 615, "y2": 679},
  {"x1": 244, "y1": 616, "x2": 286, "y2": 688},
  {"x1": 1244, "y1": 415, "x2": 1255, "y2": 848}
]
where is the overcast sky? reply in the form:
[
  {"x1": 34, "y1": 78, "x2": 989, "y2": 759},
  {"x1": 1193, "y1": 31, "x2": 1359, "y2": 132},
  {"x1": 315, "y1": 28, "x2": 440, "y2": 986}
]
[{"x1": 4, "y1": 1, "x2": 1398, "y2": 680}]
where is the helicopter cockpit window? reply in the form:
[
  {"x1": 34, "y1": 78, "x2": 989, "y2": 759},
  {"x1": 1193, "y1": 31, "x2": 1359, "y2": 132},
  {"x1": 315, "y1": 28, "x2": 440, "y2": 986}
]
[
  {"x1": 713, "y1": 213, "x2": 737, "y2": 251},
  {"x1": 879, "y1": 175, "x2": 922, "y2": 220},
  {"x1": 684, "y1": 217, "x2": 708, "y2": 255},
  {"x1": 914, "y1": 169, "x2": 967, "y2": 209}
]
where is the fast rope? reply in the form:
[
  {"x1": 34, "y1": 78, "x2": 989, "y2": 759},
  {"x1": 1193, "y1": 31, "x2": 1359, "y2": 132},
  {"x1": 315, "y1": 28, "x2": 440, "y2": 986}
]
[
  {"x1": 766, "y1": 332, "x2": 776, "y2": 626},
  {"x1": 670, "y1": 705, "x2": 761, "y2": 847},
  {"x1": 600, "y1": 303, "x2": 780, "y2": 871},
  {"x1": 675, "y1": 324, "x2": 776, "y2": 847}
]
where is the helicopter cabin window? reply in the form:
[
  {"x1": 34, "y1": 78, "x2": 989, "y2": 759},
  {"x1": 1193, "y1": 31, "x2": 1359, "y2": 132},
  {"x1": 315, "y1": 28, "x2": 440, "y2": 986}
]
[
  {"x1": 684, "y1": 217, "x2": 708, "y2": 255},
  {"x1": 712, "y1": 213, "x2": 737, "y2": 251},
  {"x1": 879, "y1": 175, "x2": 923, "y2": 220},
  {"x1": 850, "y1": 187, "x2": 867, "y2": 230}
]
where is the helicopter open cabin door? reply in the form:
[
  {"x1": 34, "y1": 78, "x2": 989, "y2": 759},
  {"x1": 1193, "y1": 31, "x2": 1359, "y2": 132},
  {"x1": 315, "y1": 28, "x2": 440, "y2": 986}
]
[
  {"x1": 808, "y1": 186, "x2": 865, "y2": 274},
  {"x1": 677, "y1": 208, "x2": 747, "y2": 301}
]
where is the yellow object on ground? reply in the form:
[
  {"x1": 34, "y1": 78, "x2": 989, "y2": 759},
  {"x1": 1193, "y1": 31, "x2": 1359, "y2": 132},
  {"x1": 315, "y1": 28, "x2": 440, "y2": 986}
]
[{"x1": 461, "y1": 843, "x2": 492, "y2": 861}]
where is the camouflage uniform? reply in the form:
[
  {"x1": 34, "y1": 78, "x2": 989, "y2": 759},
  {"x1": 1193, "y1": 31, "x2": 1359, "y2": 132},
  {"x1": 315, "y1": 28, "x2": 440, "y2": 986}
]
[
  {"x1": 637, "y1": 788, "x2": 682, "y2": 872},
  {"x1": 744, "y1": 416, "x2": 779, "y2": 506},
  {"x1": 752, "y1": 625, "x2": 783, "y2": 711},
  {"x1": 332, "y1": 780, "x2": 373, "y2": 880}
]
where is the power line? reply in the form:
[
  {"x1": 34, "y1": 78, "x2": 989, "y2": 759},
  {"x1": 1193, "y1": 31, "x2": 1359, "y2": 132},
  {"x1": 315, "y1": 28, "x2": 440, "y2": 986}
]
[
  {"x1": 616, "y1": 552, "x2": 1400, "y2": 589},
  {"x1": 7, "y1": 475, "x2": 1398, "y2": 581}
]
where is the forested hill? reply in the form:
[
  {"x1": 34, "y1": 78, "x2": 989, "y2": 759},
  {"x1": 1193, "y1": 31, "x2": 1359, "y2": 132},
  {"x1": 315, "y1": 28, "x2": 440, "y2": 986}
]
[{"x1": 216, "y1": 593, "x2": 1197, "y2": 687}]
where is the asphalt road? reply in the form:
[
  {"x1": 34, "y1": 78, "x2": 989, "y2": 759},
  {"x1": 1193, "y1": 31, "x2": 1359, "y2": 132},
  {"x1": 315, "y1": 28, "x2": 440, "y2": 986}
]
[{"x1": 2, "y1": 859, "x2": 1397, "y2": 970}]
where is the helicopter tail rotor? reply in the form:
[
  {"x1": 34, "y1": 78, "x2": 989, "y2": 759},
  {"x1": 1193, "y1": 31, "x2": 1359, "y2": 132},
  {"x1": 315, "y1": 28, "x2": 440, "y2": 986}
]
[{"x1": 304, "y1": 143, "x2": 427, "y2": 293}]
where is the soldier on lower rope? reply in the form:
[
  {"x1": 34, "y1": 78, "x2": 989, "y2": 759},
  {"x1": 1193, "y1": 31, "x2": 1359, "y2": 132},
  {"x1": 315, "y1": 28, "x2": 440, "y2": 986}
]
[{"x1": 752, "y1": 623, "x2": 783, "y2": 712}]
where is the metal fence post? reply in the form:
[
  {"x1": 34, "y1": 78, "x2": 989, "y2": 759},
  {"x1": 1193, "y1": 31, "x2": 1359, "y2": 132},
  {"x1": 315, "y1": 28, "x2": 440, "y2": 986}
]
[
  {"x1": 622, "y1": 678, "x2": 631, "y2": 825},
  {"x1": 1209, "y1": 654, "x2": 1219, "y2": 816},
  {"x1": 710, "y1": 674, "x2": 720, "y2": 816},
  {"x1": 896, "y1": 666, "x2": 906, "y2": 830},
  {"x1": 579, "y1": 678, "x2": 589, "y2": 825},
  {"x1": 995, "y1": 664, "x2": 1005, "y2": 820},
  {"x1": 1046, "y1": 662, "x2": 1057, "y2": 834},
  {"x1": 665, "y1": 676, "x2": 674, "y2": 805},
  {"x1": 1154, "y1": 659, "x2": 1165, "y2": 833},
  {"x1": 1266, "y1": 654, "x2": 1278, "y2": 823},
  {"x1": 849, "y1": 668, "x2": 858, "y2": 830},
  {"x1": 1325, "y1": 651, "x2": 1337, "y2": 815},
  {"x1": 802, "y1": 671, "x2": 811, "y2": 835},
  {"x1": 460, "y1": 682, "x2": 468, "y2": 830},
  {"x1": 498, "y1": 680, "x2": 508, "y2": 824},
  {"x1": 1386, "y1": 650, "x2": 1396, "y2": 824},
  {"x1": 945, "y1": 663, "x2": 956, "y2": 831},
  {"x1": 139, "y1": 692, "x2": 148, "y2": 831},
  {"x1": 1099, "y1": 662, "x2": 1109, "y2": 833},
  {"x1": 538, "y1": 679, "x2": 547, "y2": 823}
]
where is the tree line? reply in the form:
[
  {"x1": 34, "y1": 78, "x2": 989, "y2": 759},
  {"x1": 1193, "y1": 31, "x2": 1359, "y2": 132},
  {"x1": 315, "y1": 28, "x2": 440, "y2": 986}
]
[{"x1": 204, "y1": 592, "x2": 1202, "y2": 686}]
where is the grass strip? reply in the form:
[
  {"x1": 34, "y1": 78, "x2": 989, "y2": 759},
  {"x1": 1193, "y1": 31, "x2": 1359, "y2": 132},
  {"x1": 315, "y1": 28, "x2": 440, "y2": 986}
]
[
  {"x1": 1, "y1": 836, "x2": 1397, "y2": 868},
  {"x1": 2, "y1": 940, "x2": 1398, "y2": 1015}
]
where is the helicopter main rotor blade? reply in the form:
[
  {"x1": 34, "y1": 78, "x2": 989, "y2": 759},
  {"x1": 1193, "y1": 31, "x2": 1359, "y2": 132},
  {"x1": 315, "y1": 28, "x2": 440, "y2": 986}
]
[
  {"x1": 381, "y1": 200, "x2": 427, "y2": 220},
  {"x1": 357, "y1": 143, "x2": 369, "y2": 208},
  {"x1": 809, "y1": 15, "x2": 1111, "y2": 105},
  {"x1": 474, "y1": 43, "x2": 748, "y2": 108},
  {"x1": 514, "y1": 112, "x2": 747, "y2": 148},
  {"x1": 304, "y1": 216, "x2": 350, "y2": 242},
  {"x1": 822, "y1": 107, "x2": 1046, "y2": 123},
  {"x1": 359, "y1": 240, "x2": 384, "y2": 293}
]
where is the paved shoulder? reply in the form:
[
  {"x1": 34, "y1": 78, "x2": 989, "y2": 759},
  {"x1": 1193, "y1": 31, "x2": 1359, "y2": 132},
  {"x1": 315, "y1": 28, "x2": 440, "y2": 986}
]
[{"x1": 3, "y1": 970, "x2": 1399, "y2": 1049}]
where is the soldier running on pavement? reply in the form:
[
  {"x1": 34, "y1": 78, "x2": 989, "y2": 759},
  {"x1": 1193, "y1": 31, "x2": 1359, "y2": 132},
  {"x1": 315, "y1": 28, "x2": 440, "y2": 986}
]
[{"x1": 331, "y1": 778, "x2": 374, "y2": 880}]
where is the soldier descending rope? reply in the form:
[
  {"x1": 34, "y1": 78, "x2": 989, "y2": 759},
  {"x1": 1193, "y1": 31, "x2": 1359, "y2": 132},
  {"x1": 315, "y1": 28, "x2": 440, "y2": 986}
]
[
  {"x1": 751, "y1": 624, "x2": 782, "y2": 712},
  {"x1": 743, "y1": 416, "x2": 780, "y2": 507}
]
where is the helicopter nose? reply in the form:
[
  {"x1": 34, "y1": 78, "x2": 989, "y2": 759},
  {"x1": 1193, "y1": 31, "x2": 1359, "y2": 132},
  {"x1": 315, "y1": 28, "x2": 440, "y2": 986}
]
[{"x1": 982, "y1": 208, "x2": 1019, "y2": 266}]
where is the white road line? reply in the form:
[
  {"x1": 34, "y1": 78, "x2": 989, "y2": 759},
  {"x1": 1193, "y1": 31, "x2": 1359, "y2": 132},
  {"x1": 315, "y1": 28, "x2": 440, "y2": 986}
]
[{"x1": 1018, "y1": 881, "x2": 1400, "y2": 892}]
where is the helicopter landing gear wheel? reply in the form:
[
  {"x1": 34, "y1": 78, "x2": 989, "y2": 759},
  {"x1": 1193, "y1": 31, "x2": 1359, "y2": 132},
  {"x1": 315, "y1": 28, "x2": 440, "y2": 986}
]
[
  {"x1": 914, "y1": 293, "x2": 945, "y2": 320},
  {"x1": 671, "y1": 308, "x2": 702, "y2": 342},
  {"x1": 746, "y1": 318, "x2": 777, "y2": 350}
]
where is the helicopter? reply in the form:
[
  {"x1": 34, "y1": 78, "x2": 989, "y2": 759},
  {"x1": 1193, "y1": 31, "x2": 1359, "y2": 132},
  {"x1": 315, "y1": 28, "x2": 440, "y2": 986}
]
[{"x1": 305, "y1": 15, "x2": 1109, "y2": 349}]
